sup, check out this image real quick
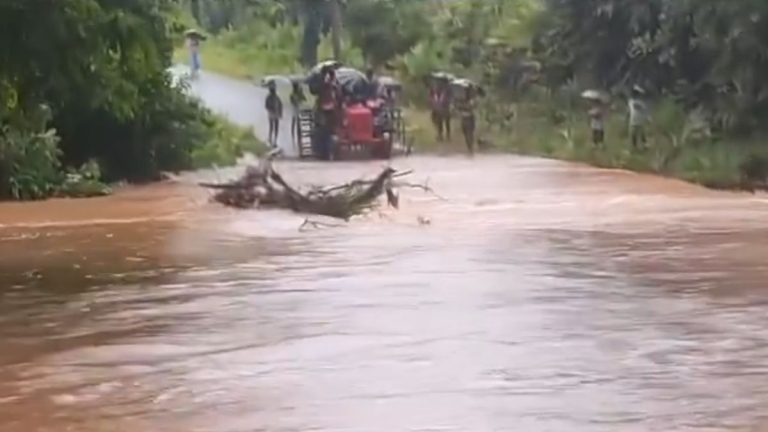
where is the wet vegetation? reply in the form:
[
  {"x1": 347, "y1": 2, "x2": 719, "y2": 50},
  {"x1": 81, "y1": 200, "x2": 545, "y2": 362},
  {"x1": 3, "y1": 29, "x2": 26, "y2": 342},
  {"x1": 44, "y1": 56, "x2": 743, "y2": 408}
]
[
  {"x1": 0, "y1": 0, "x2": 263, "y2": 201},
  {"x1": 3, "y1": 1, "x2": 767, "y2": 198},
  {"x1": 177, "y1": 0, "x2": 768, "y2": 190}
]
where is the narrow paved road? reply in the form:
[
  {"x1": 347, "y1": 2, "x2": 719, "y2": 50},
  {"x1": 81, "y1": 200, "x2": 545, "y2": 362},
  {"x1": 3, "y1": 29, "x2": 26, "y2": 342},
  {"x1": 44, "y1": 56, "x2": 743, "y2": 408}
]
[{"x1": 170, "y1": 65, "x2": 298, "y2": 157}]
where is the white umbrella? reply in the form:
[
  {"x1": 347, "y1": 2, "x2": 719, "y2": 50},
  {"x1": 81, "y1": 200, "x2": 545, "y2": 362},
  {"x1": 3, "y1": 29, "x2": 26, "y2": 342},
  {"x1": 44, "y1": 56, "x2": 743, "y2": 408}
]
[
  {"x1": 581, "y1": 89, "x2": 608, "y2": 102},
  {"x1": 451, "y1": 78, "x2": 485, "y2": 96},
  {"x1": 260, "y1": 75, "x2": 293, "y2": 89}
]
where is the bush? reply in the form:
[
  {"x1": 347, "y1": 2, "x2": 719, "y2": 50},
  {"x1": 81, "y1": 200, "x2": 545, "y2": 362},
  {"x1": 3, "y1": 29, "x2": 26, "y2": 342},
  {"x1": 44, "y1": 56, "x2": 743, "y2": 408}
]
[
  {"x1": 58, "y1": 160, "x2": 112, "y2": 198},
  {"x1": 0, "y1": 106, "x2": 62, "y2": 200},
  {"x1": 191, "y1": 112, "x2": 266, "y2": 169}
]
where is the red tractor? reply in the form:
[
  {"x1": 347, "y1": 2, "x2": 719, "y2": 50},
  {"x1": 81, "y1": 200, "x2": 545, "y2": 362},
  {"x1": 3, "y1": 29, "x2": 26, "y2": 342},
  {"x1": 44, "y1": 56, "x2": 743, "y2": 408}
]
[{"x1": 297, "y1": 65, "x2": 405, "y2": 160}]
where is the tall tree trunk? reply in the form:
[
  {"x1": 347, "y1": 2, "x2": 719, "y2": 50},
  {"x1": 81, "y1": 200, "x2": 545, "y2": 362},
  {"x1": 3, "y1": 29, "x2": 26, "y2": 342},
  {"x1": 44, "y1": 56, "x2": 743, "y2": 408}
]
[
  {"x1": 329, "y1": 0, "x2": 343, "y2": 61},
  {"x1": 300, "y1": 2, "x2": 322, "y2": 67},
  {"x1": 189, "y1": 0, "x2": 201, "y2": 25}
]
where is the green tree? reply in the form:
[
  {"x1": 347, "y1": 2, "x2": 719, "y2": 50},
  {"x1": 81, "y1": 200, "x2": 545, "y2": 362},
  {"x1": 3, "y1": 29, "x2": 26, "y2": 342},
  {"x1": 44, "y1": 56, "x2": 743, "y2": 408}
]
[
  {"x1": 0, "y1": 0, "x2": 242, "y2": 199},
  {"x1": 344, "y1": 0, "x2": 430, "y2": 67},
  {"x1": 537, "y1": 0, "x2": 768, "y2": 133}
]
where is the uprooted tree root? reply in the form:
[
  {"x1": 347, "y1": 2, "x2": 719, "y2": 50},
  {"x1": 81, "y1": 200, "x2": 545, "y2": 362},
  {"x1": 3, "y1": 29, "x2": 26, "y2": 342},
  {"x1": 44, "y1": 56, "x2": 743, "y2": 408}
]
[{"x1": 199, "y1": 156, "x2": 436, "y2": 220}]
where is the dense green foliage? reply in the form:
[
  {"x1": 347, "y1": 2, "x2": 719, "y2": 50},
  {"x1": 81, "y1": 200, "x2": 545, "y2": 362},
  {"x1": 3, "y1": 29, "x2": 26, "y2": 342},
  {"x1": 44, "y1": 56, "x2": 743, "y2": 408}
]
[
  {"x1": 177, "y1": 0, "x2": 768, "y2": 189},
  {"x1": 344, "y1": 0, "x2": 429, "y2": 67},
  {"x1": 537, "y1": 0, "x2": 768, "y2": 134},
  {"x1": 0, "y1": 0, "x2": 262, "y2": 201}
]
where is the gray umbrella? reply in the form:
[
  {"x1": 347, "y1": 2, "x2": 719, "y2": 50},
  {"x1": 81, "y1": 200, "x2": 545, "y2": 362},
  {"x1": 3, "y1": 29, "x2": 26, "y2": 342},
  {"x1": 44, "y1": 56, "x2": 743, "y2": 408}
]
[
  {"x1": 430, "y1": 71, "x2": 457, "y2": 82},
  {"x1": 377, "y1": 76, "x2": 402, "y2": 90},
  {"x1": 184, "y1": 29, "x2": 207, "y2": 41}
]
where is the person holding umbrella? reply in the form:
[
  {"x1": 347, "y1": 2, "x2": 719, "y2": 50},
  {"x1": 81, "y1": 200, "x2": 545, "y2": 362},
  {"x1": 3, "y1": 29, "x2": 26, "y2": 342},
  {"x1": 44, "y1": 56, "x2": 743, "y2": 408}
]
[
  {"x1": 265, "y1": 82, "x2": 283, "y2": 148},
  {"x1": 427, "y1": 72, "x2": 455, "y2": 142},
  {"x1": 184, "y1": 30, "x2": 205, "y2": 79},
  {"x1": 455, "y1": 81, "x2": 479, "y2": 154},
  {"x1": 581, "y1": 90, "x2": 607, "y2": 146}
]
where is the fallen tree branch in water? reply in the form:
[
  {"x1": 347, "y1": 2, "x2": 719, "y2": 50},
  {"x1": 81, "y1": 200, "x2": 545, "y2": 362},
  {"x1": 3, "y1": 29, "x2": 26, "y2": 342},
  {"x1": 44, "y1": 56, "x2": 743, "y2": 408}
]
[
  {"x1": 392, "y1": 179, "x2": 447, "y2": 201},
  {"x1": 199, "y1": 155, "x2": 430, "y2": 220},
  {"x1": 298, "y1": 218, "x2": 346, "y2": 231}
]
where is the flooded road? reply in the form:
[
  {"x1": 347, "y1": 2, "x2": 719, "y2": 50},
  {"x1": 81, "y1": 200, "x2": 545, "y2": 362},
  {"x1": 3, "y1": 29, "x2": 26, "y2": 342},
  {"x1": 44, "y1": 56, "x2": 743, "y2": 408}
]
[{"x1": 3, "y1": 72, "x2": 768, "y2": 431}]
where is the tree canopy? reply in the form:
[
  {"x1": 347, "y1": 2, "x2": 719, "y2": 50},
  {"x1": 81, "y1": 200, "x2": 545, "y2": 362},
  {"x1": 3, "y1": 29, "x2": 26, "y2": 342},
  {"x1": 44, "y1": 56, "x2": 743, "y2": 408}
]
[
  {"x1": 0, "y1": 0, "x2": 252, "y2": 200},
  {"x1": 537, "y1": 0, "x2": 768, "y2": 132}
]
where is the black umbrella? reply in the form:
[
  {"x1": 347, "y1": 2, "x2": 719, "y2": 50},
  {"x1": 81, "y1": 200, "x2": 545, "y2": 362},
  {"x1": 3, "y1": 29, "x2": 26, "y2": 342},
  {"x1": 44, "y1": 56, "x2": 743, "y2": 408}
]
[
  {"x1": 335, "y1": 67, "x2": 370, "y2": 99},
  {"x1": 306, "y1": 60, "x2": 343, "y2": 95}
]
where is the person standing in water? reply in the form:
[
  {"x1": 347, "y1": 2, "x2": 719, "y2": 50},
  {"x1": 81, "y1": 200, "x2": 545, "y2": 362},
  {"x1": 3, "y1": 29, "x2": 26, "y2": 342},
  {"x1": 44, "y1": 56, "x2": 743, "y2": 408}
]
[
  {"x1": 458, "y1": 87, "x2": 478, "y2": 154},
  {"x1": 289, "y1": 81, "x2": 306, "y2": 149},
  {"x1": 265, "y1": 84, "x2": 283, "y2": 148},
  {"x1": 628, "y1": 86, "x2": 648, "y2": 148}
]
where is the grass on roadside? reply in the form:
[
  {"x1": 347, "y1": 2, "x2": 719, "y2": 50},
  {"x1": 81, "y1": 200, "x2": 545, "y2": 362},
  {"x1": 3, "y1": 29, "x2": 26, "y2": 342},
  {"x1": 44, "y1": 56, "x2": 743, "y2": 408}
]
[
  {"x1": 484, "y1": 98, "x2": 768, "y2": 190},
  {"x1": 191, "y1": 114, "x2": 265, "y2": 169},
  {"x1": 173, "y1": 19, "x2": 364, "y2": 80},
  {"x1": 167, "y1": 6, "x2": 767, "y2": 192}
]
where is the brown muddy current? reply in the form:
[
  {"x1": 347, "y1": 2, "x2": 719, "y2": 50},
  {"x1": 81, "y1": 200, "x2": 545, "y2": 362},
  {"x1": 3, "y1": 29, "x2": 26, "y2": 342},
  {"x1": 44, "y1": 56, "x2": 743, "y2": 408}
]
[{"x1": 2, "y1": 155, "x2": 768, "y2": 432}]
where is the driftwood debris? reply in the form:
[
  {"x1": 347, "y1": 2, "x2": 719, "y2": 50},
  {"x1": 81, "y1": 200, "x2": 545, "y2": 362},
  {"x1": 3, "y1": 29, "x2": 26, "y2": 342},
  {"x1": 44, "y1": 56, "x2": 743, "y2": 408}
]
[{"x1": 199, "y1": 154, "x2": 418, "y2": 220}]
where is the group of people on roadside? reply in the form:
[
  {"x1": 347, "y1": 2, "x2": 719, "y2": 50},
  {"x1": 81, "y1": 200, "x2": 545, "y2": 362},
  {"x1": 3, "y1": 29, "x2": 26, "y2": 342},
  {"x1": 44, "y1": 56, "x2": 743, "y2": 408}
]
[
  {"x1": 264, "y1": 78, "x2": 312, "y2": 149},
  {"x1": 263, "y1": 67, "x2": 341, "y2": 151},
  {"x1": 429, "y1": 80, "x2": 479, "y2": 154},
  {"x1": 586, "y1": 86, "x2": 649, "y2": 148},
  {"x1": 264, "y1": 66, "x2": 398, "y2": 158}
]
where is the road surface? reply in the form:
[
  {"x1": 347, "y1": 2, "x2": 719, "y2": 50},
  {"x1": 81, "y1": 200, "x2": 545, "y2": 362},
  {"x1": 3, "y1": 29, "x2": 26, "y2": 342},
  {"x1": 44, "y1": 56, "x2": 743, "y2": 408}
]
[{"x1": 171, "y1": 65, "x2": 298, "y2": 157}]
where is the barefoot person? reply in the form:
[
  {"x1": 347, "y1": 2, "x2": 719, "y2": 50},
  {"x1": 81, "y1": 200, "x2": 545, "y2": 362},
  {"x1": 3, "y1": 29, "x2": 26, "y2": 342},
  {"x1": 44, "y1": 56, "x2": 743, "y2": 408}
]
[
  {"x1": 629, "y1": 86, "x2": 648, "y2": 148},
  {"x1": 458, "y1": 86, "x2": 477, "y2": 154},
  {"x1": 588, "y1": 99, "x2": 606, "y2": 145},
  {"x1": 265, "y1": 84, "x2": 283, "y2": 148},
  {"x1": 430, "y1": 82, "x2": 452, "y2": 142},
  {"x1": 289, "y1": 81, "x2": 306, "y2": 149}
]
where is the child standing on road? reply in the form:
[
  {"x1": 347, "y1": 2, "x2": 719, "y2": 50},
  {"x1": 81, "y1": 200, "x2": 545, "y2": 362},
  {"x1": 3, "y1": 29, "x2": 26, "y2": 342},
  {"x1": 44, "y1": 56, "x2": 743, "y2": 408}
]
[{"x1": 265, "y1": 84, "x2": 283, "y2": 148}]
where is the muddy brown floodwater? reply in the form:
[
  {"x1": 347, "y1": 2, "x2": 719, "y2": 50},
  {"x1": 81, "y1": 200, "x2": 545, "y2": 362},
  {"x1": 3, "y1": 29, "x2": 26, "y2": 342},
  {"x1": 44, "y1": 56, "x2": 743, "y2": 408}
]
[{"x1": 2, "y1": 155, "x2": 768, "y2": 432}]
